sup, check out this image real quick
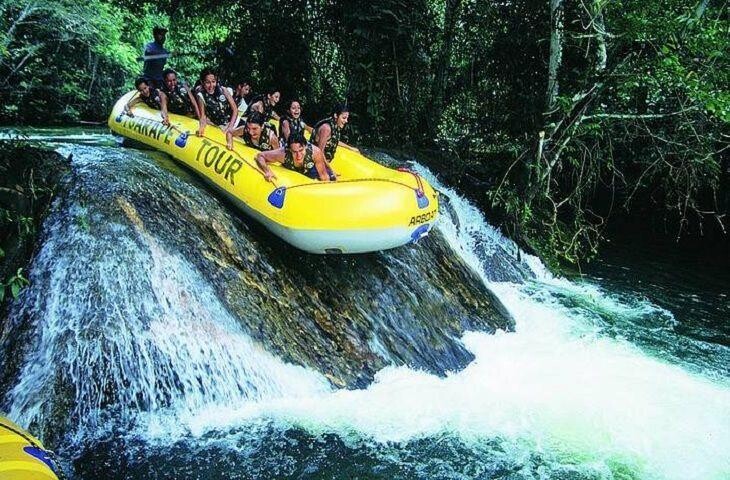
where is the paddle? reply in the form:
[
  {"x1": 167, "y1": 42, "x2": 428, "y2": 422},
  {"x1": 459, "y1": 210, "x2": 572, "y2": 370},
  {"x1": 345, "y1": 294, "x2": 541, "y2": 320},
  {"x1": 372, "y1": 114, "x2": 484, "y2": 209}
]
[
  {"x1": 136, "y1": 47, "x2": 233, "y2": 62},
  {"x1": 136, "y1": 51, "x2": 206, "y2": 62}
]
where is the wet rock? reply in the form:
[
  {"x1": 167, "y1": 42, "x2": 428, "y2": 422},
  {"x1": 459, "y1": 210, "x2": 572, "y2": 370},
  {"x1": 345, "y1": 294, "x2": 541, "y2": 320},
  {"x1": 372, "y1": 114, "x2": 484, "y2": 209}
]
[
  {"x1": 1, "y1": 144, "x2": 515, "y2": 444},
  {"x1": 0, "y1": 141, "x2": 70, "y2": 400}
]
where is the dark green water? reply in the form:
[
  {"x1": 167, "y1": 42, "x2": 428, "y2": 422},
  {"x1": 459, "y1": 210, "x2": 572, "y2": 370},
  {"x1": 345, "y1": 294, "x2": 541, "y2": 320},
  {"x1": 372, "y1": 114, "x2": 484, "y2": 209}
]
[{"x1": 580, "y1": 240, "x2": 729, "y2": 378}]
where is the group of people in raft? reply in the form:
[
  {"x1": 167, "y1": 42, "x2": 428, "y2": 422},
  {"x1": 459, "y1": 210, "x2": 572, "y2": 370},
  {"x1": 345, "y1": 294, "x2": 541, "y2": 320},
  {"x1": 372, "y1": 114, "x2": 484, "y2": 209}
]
[{"x1": 124, "y1": 68, "x2": 358, "y2": 182}]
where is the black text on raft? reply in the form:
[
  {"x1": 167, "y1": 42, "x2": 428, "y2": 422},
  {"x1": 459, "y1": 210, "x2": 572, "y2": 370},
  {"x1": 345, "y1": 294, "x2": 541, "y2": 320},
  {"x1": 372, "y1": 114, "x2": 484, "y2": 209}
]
[
  {"x1": 195, "y1": 139, "x2": 244, "y2": 185},
  {"x1": 120, "y1": 115, "x2": 175, "y2": 144},
  {"x1": 409, "y1": 209, "x2": 437, "y2": 226}
]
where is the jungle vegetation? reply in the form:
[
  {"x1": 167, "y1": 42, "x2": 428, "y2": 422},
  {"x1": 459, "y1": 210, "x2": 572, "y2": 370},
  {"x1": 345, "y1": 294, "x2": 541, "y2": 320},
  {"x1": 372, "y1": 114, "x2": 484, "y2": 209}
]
[{"x1": 1, "y1": 0, "x2": 727, "y2": 267}]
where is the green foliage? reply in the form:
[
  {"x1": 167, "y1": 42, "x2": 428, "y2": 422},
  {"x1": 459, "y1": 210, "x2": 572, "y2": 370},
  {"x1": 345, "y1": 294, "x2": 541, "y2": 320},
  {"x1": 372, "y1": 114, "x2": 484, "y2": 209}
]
[
  {"x1": 1, "y1": 0, "x2": 726, "y2": 265},
  {"x1": 0, "y1": 267, "x2": 29, "y2": 302},
  {"x1": 332, "y1": 0, "x2": 438, "y2": 142},
  {"x1": 0, "y1": 0, "x2": 152, "y2": 123},
  {"x1": 485, "y1": 0, "x2": 728, "y2": 265},
  {"x1": 0, "y1": 139, "x2": 67, "y2": 309}
]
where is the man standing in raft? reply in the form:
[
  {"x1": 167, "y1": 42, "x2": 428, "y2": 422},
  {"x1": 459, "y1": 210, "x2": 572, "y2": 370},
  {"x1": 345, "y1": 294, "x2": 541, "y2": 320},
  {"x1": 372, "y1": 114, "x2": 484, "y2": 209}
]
[
  {"x1": 142, "y1": 26, "x2": 169, "y2": 88},
  {"x1": 195, "y1": 68, "x2": 238, "y2": 150},
  {"x1": 256, "y1": 133, "x2": 334, "y2": 182},
  {"x1": 310, "y1": 104, "x2": 359, "y2": 164}
]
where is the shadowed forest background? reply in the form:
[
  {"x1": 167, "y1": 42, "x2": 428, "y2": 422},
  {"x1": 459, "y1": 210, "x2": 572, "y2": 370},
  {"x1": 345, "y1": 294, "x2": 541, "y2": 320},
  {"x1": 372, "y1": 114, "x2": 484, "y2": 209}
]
[{"x1": 1, "y1": 0, "x2": 727, "y2": 268}]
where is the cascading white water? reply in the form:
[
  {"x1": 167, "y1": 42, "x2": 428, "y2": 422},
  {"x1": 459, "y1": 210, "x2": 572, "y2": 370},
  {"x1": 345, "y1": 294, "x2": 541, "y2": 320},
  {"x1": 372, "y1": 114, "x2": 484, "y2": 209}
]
[
  {"x1": 4, "y1": 148, "x2": 330, "y2": 438},
  {"x1": 2, "y1": 137, "x2": 727, "y2": 479},
  {"x1": 156, "y1": 165, "x2": 729, "y2": 480}
]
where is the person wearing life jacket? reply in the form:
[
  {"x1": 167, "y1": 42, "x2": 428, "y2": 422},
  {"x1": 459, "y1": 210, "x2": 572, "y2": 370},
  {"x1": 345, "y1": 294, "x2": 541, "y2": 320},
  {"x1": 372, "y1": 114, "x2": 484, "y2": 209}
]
[
  {"x1": 234, "y1": 111, "x2": 279, "y2": 151},
  {"x1": 160, "y1": 69, "x2": 200, "y2": 118},
  {"x1": 310, "y1": 103, "x2": 358, "y2": 163},
  {"x1": 245, "y1": 88, "x2": 281, "y2": 122},
  {"x1": 234, "y1": 80, "x2": 252, "y2": 117},
  {"x1": 124, "y1": 76, "x2": 170, "y2": 125},
  {"x1": 256, "y1": 133, "x2": 334, "y2": 182},
  {"x1": 279, "y1": 99, "x2": 312, "y2": 147},
  {"x1": 195, "y1": 67, "x2": 238, "y2": 150}
]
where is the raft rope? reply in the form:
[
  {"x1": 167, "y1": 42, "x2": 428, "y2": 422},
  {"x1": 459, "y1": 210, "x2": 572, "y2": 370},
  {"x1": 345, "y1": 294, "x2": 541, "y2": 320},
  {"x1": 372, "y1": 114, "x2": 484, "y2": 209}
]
[
  {"x1": 397, "y1": 166, "x2": 425, "y2": 194},
  {"x1": 283, "y1": 176, "x2": 423, "y2": 192},
  {"x1": 0, "y1": 421, "x2": 67, "y2": 480},
  {"x1": 0, "y1": 420, "x2": 40, "y2": 447}
]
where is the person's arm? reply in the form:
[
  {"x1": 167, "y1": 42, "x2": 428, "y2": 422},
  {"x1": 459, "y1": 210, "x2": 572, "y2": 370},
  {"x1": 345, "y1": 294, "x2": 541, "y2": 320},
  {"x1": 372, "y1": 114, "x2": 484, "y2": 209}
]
[
  {"x1": 185, "y1": 84, "x2": 201, "y2": 118},
  {"x1": 250, "y1": 101, "x2": 264, "y2": 114},
  {"x1": 124, "y1": 93, "x2": 141, "y2": 116},
  {"x1": 137, "y1": 52, "x2": 173, "y2": 61},
  {"x1": 141, "y1": 43, "x2": 152, "y2": 65},
  {"x1": 312, "y1": 146, "x2": 333, "y2": 182},
  {"x1": 231, "y1": 125, "x2": 245, "y2": 137},
  {"x1": 196, "y1": 92, "x2": 207, "y2": 136},
  {"x1": 159, "y1": 91, "x2": 170, "y2": 125},
  {"x1": 268, "y1": 129, "x2": 280, "y2": 150},
  {"x1": 223, "y1": 88, "x2": 239, "y2": 131},
  {"x1": 316, "y1": 123, "x2": 331, "y2": 156},
  {"x1": 138, "y1": 42, "x2": 171, "y2": 61},
  {"x1": 255, "y1": 149, "x2": 287, "y2": 182},
  {"x1": 222, "y1": 88, "x2": 238, "y2": 150},
  {"x1": 280, "y1": 119, "x2": 291, "y2": 143},
  {"x1": 143, "y1": 42, "x2": 159, "y2": 57}
]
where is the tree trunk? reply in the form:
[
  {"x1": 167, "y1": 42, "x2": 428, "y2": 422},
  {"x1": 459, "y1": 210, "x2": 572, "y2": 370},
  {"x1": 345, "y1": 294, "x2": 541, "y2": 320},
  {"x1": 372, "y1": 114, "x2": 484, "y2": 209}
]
[
  {"x1": 432, "y1": 0, "x2": 462, "y2": 112},
  {"x1": 4, "y1": 3, "x2": 39, "y2": 51},
  {"x1": 545, "y1": 0, "x2": 564, "y2": 112},
  {"x1": 593, "y1": 4, "x2": 607, "y2": 72}
]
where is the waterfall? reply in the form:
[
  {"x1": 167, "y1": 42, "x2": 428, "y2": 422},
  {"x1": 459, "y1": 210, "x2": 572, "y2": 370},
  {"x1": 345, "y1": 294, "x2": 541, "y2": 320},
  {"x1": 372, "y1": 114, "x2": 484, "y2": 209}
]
[
  {"x1": 2, "y1": 144, "x2": 329, "y2": 440},
  {"x1": 0, "y1": 134, "x2": 727, "y2": 480},
  {"x1": 146, "y1": 163, "x2": 729, "y2": 480}
]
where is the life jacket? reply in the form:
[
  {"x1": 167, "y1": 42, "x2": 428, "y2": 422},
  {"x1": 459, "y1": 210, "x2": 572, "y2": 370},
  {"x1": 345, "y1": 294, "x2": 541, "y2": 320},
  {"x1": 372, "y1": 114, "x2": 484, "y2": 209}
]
[
  {"x1": 242, "y1": 123, "x2": 277, "y2": 151},
  {"x1": 282, "y1": 143, "x2": 317, "y2": 178},
  {"x1": 310, "y1": 117, "x2": 341, "y2": 162},
  {"x1": 234, "y1": 94, "x2": 250, "y2": 117},
  {"x1": 198, "y1": 85, "x2": 232, "y2": 126},
  {"x1": 279, "y1": 115, "x2": 306, "y2": 145},
  {"x1": 161, "y1": 83, "x2": 194, "y2": 115},
  {"x1": 245, "y1": 94, "x2": 275, "y2": 121},
  {"x1": 140, "y1": 88, "x2": 162, "y2": 110}
]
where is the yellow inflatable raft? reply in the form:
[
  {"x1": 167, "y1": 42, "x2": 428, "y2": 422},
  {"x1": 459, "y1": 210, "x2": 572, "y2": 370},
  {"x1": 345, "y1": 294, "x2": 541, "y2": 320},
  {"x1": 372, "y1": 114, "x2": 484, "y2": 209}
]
[
  {"x1": 0, "y1": 416, "x2": 59, "y2": 480},
  {"x1": 108, "y1": 91, "x2": 439, "y2": 254}
]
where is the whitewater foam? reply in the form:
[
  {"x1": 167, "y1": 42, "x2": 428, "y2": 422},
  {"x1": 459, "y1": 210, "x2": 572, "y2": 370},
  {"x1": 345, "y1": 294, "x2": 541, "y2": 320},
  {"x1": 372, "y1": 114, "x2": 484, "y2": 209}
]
[
  {"x1": 6, "y1": 146, "x2": 727, "y2": 479},
  {"x1": 159, "y1": 164, "x2": 730, "y2": 480}
]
